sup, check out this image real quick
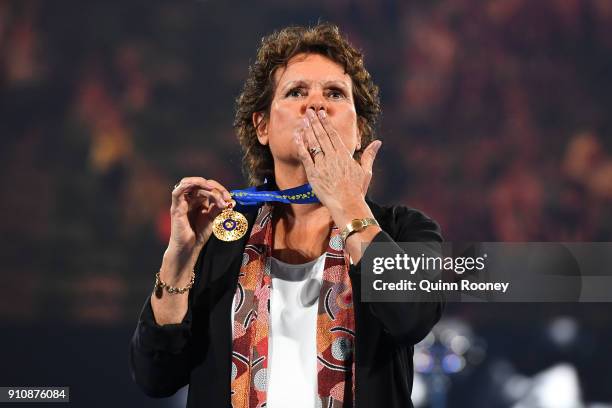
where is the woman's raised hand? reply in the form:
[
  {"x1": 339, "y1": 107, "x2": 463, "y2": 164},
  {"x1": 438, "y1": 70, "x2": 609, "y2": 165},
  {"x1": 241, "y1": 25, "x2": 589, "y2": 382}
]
[
  {"x1": 152, "y1": 177, "x2": 231, "y2": 323},
  {"x1": 168, "y1": 177, "x2": 232, "y2": 257},
  {"x1": 293, "y1": 108, "x2": 382, "y2": 213}
]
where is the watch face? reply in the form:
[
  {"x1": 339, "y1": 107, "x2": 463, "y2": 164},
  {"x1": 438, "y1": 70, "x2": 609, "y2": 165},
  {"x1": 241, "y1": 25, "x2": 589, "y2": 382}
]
[{"x1": 351, "y1": 219, "x2": 365, "y2": 230}]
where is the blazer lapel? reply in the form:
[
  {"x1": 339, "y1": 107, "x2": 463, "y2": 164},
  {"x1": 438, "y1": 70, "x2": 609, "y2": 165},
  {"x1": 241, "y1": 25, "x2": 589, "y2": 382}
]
[{"x1": 201, "y1": 207, "x2": 260, "y2": 399}]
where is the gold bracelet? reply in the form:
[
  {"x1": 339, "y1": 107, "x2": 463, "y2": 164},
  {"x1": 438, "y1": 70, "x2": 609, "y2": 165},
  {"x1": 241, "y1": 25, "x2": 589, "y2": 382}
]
[{"x1": 154, "y1": 270, "x2": 195, "y2": 295}]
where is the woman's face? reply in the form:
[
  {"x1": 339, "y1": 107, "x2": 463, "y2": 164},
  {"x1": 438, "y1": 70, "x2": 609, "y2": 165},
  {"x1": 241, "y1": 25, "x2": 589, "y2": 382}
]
[{"x1": 254, "y1": 53, "x2": 360, "y2": 167}]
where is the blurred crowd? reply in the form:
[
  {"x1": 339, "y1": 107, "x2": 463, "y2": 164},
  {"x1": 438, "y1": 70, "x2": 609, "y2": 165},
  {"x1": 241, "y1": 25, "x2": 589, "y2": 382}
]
[{"x1": 1, "y1": 0, "x2": 612, "y2": 322}]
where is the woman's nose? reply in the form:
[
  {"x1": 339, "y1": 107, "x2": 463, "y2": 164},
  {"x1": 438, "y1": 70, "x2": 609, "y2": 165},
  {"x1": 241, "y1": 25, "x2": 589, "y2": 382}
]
[
  {"x1": 302, "y1": 98, "x2": 327, "y2": 114},
  {"x1": 301, "y1": 88, "x2": 327, "y2": 112},
  {"x1": 307, "y1": 102, "x2": 325, "y2": 111}
]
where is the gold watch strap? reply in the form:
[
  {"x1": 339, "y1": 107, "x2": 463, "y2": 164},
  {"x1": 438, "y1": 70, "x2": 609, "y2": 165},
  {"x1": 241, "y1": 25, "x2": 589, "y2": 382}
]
[{"x1": 340, "y1": 217, "x2": 379, "y2": 244}]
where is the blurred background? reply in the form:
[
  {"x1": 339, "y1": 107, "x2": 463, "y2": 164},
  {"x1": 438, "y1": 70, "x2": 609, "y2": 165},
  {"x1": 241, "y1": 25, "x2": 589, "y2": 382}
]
[{"x1": 1, "y1": 0, "x2": 612, "y2": 406}]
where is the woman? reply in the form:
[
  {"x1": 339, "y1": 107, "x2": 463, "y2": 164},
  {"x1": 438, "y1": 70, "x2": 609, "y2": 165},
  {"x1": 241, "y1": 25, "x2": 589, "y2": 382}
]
[{"x1": 130, "y1": 23, "x2": 443, "y2": 408}]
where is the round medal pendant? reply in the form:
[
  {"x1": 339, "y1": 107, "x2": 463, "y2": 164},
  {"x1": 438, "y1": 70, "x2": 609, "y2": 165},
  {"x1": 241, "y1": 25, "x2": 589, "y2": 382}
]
[{"x1": 212, "y1": 205, "x2": 248, "y2": 242}]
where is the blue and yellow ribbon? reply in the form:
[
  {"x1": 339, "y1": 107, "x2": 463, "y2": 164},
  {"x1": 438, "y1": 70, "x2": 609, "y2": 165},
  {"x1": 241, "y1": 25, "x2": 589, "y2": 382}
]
[{"x1": 230, "y1": 181, "x2": 319, "y2": 211}]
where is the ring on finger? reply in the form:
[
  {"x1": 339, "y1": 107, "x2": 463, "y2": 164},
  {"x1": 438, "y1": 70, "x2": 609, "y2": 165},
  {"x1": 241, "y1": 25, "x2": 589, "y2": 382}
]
[{"x1": 309, "y1": 146, "x2": 324, "y2": 158}]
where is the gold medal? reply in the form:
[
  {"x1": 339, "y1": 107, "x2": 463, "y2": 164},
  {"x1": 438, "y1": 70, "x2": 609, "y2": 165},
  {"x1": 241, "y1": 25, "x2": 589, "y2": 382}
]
[{"x1": 212, "y1": 201, "x2": 248, "y2": 242}]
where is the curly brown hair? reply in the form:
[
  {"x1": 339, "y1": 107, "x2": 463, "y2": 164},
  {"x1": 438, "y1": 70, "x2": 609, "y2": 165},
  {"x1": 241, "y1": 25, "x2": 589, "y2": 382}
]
[{"x1": 234, "y1": 23, "x2": 381, "y2": 185}]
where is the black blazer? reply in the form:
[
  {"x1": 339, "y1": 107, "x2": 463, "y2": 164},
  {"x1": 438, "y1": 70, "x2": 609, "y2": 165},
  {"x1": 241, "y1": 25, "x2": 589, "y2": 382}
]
[{"x1": 130, "y1": 198, "x2": 444, "y2": 408}]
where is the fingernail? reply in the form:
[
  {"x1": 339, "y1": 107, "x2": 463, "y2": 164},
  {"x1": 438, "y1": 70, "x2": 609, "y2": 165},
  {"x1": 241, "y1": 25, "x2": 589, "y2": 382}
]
[
  {"x1": 374, "y1": 141, "x2": 382, "y2": 152},
  {"x1": 306, "y1": 109, "x2": 316, "y2": 119},
  {"x1": 318, "y1": 110, "x2": 326, "y2": 119},
  {"x1": 302, "y1": 117, "x2": 310, "y2": 128}
]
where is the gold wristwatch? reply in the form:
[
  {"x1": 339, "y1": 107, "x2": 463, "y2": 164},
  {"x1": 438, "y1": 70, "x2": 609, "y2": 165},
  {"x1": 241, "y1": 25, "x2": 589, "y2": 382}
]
[{"x1": 340, "y1": 217, "x2": 379, "y2": 244}]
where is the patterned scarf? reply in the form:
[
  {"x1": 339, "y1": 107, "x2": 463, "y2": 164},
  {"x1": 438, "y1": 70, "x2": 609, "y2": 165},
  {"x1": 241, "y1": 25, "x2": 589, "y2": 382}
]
[{"x1": 230, "y1": 203, "x2": 355, "y2": 408}]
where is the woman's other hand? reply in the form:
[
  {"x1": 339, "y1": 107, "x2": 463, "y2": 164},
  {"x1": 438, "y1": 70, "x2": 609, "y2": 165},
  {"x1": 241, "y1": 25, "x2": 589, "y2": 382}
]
[
  {"x1": 152, "y1": 176, "x2": 231, "y2": 324},
  {"x1": 168, "y1": 177, "x2": 232, "y2": 258}
]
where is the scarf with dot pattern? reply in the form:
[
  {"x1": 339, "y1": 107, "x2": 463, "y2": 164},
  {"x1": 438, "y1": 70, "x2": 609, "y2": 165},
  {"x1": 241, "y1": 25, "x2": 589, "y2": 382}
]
[{"x1": 230, "y1": 203, "x2": 355, "y2": 408}]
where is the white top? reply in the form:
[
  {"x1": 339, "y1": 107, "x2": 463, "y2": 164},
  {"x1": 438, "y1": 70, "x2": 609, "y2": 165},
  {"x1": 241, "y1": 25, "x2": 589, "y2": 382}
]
[{"x1": 231, "y1": 253, "x2": 326, "y2": 408}]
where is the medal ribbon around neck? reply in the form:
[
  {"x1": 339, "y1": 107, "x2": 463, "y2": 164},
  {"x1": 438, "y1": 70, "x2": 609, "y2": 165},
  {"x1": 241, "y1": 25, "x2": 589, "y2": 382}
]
[{"x1": 212, "y1": 182, "x2": 319, "y2": 242}]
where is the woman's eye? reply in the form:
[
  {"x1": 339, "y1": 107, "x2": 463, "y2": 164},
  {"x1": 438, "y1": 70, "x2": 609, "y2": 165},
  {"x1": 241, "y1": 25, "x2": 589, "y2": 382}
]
[
  {"x1": 286, "y1": 88, "x2": 304, "y2": 97},
  {"x1": 328, "y1": 89, "x2": 345, "y2": 99}
]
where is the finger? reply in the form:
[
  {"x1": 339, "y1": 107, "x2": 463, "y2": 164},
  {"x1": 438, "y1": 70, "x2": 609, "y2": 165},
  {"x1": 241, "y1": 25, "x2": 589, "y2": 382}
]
[
  {"x1": 173, "y1": 184, "x2": 226, "y2": 210},
  {"x1": 206, "y1": 188, "x2": 226, "y2": 209},
  {"x1": 172, "y1": 178, "x2": 230, "y2": 208},
  {"x1": 180, "y1": 177, "x2": 232, "y2": 202},
  {"x1": 293, "y1": 127, "x2": 315, "y2": 172},
  {"x1": 187, "y1": 196, "x2": 208, "y2": 217},
  {"x1": 172, "y1": 177, "x2": 211, "y2": 200},
  {"x1": 189, "y1": 186, "x2": 226, "y2": 208},
  {"x1": 187, "y1": 189, "x2": 220, "y2": 212},
  {"x1": 205, "y1": 179, "x2": 233, "y2": 202},
  {"x1": 359, "y1": 140, "x2": 382, "y2": 193},
  {"x1": 301, "y1": 117, "x2": 320, "y2": 154},
  {"x1": 201, "y1": 200, "x2": 224, "y2": 218},
  {"x1": 359, "y1": 140, "x2": 382, "y2": 174},
  {"x1": 316, "y1": 109, "x2": 350, "y2": 155},
  {"x1": 186, "y1": 190, "x2": 208, "y2": 207},
  {"x1": 306, "y1": 108, "x2": 334, "y2": 154},
  {"x1": 171, "y1": 181, "x2": 198, "y2": 205},
  {"x1": 191, "y1": 193, "x2": 223, "y2": 215}
]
